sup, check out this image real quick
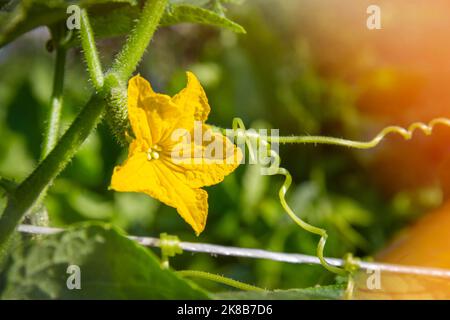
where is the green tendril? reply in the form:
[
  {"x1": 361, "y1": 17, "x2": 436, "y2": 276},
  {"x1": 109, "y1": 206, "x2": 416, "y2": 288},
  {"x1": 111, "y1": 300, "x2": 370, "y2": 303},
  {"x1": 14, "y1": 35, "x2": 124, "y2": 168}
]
[
  {"x1": 342, "y1": 253, "x2": 360, "y2": 299},
  {"x1": 221, "y1": 116, "x2": 450, "y2": 276},
  {"x1": 177, "y1": 270, "x2": 266, "y2": 292},
  {"x1": 268, "y1": 117, "x2": 450, "y2": 148},
  {"x1": 344, "y1": 275, "x2": 355, "y2": 300},
  {"x1": 230, "y1": 118, "x2": 346, "y2": 275}
]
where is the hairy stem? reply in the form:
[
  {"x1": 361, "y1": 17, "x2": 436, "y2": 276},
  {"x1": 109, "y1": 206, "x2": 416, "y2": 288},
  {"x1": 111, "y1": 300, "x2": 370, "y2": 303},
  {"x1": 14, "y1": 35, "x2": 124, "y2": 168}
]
[
  {"x1": 109, "y1": 0, "x2": 168, "y2": 82},
  {"x1": 35, "y1": 26, "x2": 68, "y2": 227},
  {"x1": 177, "y1": 270, "x2": 265, "y2": 292},
  {"x1": 106, "y1": 0, "x2": 168, "y2": 144},
  {"x1": 80, "y1": 8, "x2": 103, "y2": 90},
  {"x1": 41, "y1": 44, "x2": 66, "y2": 159}
]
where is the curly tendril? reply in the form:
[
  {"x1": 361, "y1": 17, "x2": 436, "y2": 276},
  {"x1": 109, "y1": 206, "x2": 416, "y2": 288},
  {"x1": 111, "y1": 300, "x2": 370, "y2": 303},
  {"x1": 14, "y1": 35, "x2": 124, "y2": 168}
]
[
  {"x1": 230, "y1": 118, "x2": 346, "y2": 275},
  {"x1": 221, "y1": 117, "x2": 450, "y2": 276},
  {"x1": 268, "y1": 117, "x2": 450, "y2": 148}
]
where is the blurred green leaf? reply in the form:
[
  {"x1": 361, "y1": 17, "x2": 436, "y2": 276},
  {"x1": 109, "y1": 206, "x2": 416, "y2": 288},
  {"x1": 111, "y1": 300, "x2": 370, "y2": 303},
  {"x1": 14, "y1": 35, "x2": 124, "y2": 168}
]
[
  {"x1": 68, "y1": 189, "x2": 114, "y2": 220},
  {"x1": 66, "y1": 132, "x2": 104, "y2": 187},
  {"x1": 0, "y1": 0, "x2": 245, "y2": 48},
  {"x1": 89, "y1": 4, "x2": 139, "y2": 39},
  {"x1": 0, "y1": 224, "x2": 211, "y2": 299},
  {"x1": 0, "y1": 0, "x2": 138, "y2": 47},
  {"x1": 1, "y1": 0, "x2": 64, "y2": 47},
  {"x1": 241, "y1": 164, "x2": 268, "y2": 223},
  {"x1": 161, "y1": 4, "x2": 245, "y2": 34},
  {"x1": 90, "y1": 2, "x2": 246, "y2": 41},
  {"x1": 112, "y1": 193, "x2": 159, "y2": 231},
  {"x1": 215, "y1": 285, "x2": 344, "y2": 300}
]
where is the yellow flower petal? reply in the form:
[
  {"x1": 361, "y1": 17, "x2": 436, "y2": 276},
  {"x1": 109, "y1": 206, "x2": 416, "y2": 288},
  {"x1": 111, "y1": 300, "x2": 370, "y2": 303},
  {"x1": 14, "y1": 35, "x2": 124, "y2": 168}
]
[
  {"x1": 141, "y1": 94, "x2": 181, "y2": 145},
  {"x1": 172, "y1": 72, "x2": 211, "y2": 122},
  {"x1": 111, "y1": 151, "x2": 158, "y2": 195},
  {"x1": 128, "y1": 75, "x2": 200, "y2": 145},
  {"x1": 166, "y1": 126, "x2": 243, "y2": 188},
  {"x1": 153, "y1": 161, "x2": 208, "y2": 235},
  {"x1": 111, "y1": 151, "x2": 207, "y2": 235},
  {"x1": 127, "y1": 75, "x2": 155, "y2": 144}
]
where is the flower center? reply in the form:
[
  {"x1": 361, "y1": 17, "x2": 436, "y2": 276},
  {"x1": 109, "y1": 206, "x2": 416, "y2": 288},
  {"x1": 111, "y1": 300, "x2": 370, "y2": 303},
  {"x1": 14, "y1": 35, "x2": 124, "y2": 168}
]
[{"x1": 147, "y1": 145, "x2": 162, "y2": 161}]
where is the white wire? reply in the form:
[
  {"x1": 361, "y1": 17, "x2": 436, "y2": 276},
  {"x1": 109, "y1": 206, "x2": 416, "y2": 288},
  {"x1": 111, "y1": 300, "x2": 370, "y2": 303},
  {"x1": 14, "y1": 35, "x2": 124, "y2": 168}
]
[{"x1": 17, "y1": 224, "x2": 450, "y2": 279}]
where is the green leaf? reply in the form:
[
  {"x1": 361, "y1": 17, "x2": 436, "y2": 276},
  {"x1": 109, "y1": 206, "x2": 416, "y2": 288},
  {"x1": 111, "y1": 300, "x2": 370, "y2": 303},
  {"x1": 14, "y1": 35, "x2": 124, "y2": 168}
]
[
  {"x1": 0, "y1": 0, "x2": 245, "y2": 48},
  {"x1": 161, "y1": 4, "x2": 246, "y2": 34},
  {"x1": 90, "y1": 2, "x2": 246, "y2": 41},
  {"x1": 215, "y1": 285, "x2": 344, "y2": 300},
  {"x1": 0, "y1": 224, "x2": 211, "y2": 299},
  {"x1": 0, "y1": 0, "x2": 138, "y2": 48},
  {"x1": 1, "y1": 0, "x2": 64, "y2": 47}
]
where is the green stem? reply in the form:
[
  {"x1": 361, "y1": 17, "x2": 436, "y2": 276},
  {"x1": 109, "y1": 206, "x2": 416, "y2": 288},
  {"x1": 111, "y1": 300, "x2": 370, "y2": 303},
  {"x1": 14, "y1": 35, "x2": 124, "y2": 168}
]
[
  {"x1": 106, "y1": 0, "x2": 168, "y2": 144},
  {"x1": 177, "y1": 270, "x2": 265, "y2": 292},
  {"x1": 35, "y1": 27, "x2": 67, "y2": 227},
  {"x1": 41, "y1": 31, "x2": 67, "y2": 159},
  {"x1": 80, "y1": 8, "x2": 104, "y2": 90},
  {"x1": 109, "y1": 0, "x2": 168, "y2": 82}
]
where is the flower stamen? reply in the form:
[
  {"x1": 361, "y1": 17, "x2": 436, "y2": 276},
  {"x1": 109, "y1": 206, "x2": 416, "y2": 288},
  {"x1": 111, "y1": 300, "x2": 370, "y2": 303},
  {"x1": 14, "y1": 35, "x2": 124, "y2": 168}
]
[{"x1": 147, "y1": 145, "x2": 161, "y2": 161}]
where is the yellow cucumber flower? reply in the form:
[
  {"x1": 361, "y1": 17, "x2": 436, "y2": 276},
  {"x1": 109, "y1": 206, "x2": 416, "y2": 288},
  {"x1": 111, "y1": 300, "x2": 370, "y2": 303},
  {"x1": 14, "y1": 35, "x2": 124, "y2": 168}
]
[{"x1": 110, "y1": 72, "x2": 242, "y2": 235}]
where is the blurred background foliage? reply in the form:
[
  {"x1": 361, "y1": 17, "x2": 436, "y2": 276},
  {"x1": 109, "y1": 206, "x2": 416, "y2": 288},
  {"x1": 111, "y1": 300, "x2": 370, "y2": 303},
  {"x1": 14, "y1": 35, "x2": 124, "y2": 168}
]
[{"x1": 1, "y1": 0, "x2": 450, "y2": 291}]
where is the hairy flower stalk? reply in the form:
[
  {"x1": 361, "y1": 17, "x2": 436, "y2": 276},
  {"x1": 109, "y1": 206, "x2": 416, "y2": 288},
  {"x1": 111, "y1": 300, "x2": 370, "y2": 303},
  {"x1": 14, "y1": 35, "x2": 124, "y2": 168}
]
[{"x1": 105, "y1": 86, "x2": 130, "y2": 146}]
